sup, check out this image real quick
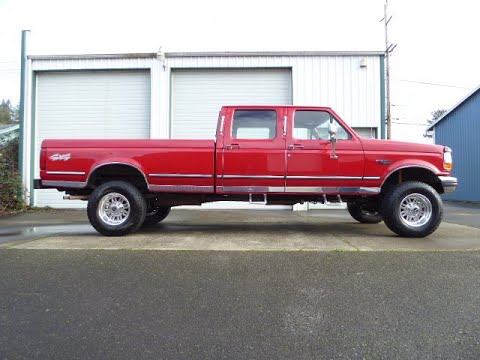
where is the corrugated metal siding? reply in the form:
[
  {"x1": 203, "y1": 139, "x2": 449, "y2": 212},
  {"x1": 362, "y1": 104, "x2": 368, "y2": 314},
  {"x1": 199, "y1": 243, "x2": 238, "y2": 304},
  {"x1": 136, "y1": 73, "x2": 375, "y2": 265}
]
[
  {"x1": 171, "y1": 69, "x2": 292, "y2": 139},
  {"x1": 167, "y1": 55, "x2": 380, "y2": 129},
  {"x1": 435, "y1": 90, "x2": 480, "y2": 201},
  {"x1": 35, "y1": 70, "x2": 151, "y2": 208},
  {"x1": 26, "y1": 53, "x2": 382, "y2": 210}
]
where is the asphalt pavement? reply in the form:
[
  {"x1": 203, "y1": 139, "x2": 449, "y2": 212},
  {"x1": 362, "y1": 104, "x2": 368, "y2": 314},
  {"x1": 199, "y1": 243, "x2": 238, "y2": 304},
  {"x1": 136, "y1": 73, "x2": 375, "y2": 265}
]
[
  {"x1": 0, "y1": 202, "x2": 479, "y2": 359},
  {"x1": 0, "y1": 250, "x2": 479, "y2": 359}
]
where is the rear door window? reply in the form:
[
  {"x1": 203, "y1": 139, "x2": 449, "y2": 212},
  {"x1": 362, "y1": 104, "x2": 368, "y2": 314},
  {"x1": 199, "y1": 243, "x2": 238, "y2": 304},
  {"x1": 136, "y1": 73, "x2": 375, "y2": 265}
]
[{"x1": 232, "y1": 110, "x2": 277, "y2": 140}]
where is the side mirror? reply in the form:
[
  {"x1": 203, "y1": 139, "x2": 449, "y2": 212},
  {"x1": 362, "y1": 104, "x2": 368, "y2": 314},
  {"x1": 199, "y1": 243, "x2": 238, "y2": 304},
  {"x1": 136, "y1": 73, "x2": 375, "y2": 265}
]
[
  {"x1": 328, "y1": 122, "x2": 338, "y2": 159},
  {"x1": 328, "y1": 122, "x2": 338, "y2": 140}
]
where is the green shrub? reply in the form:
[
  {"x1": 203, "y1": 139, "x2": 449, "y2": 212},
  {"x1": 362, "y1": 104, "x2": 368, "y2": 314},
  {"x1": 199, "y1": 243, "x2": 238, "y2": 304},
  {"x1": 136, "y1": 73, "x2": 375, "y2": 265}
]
[{"x1": 0, "y1": 138, "x2": 25, "y2": 213}]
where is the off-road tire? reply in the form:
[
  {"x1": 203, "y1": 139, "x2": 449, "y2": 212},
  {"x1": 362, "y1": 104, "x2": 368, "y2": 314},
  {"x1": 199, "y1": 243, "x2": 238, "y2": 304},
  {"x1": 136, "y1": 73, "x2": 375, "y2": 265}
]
[
  {"x1": 87, "y1": 181, "x2": 146, "y2": 236},
  {"x1": 142, "y1": 206, "x2": 171, "y2": 227},
  {"x1": 347, "y1": 202, "x2": 383, "y2": 224},
  {"x1": 381, "y1": 181, "x2": 443, "y2": 238}
]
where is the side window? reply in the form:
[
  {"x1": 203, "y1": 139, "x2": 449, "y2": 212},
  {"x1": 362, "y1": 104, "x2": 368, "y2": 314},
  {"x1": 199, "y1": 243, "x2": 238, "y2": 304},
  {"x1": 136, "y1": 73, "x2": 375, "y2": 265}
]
[
  {"x1": 232, "y1": 110, "x2": 277, "y2": 140},
  {"x1": 293, "y1": 111, "x2": 351, "y2": 140}
]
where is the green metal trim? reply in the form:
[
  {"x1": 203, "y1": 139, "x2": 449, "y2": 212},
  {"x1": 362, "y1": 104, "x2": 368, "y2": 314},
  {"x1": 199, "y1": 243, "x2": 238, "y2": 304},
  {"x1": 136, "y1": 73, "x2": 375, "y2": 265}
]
[
  {"x1": 168, "y1": 70, "x2": 173, "y2": 139},
  {"x1": 29, "y1": 72, "x2": 37, "y2": 207},
  {"x1": 379, "y1": 54, "x2": 386, "y2": 139},
  {"x1": 18, "y1": 30, "x2": 28, "y2": 182}
]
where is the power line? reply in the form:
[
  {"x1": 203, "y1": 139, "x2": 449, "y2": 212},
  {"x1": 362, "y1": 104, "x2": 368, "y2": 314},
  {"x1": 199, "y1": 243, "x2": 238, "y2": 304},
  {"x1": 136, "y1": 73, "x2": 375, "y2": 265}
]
[
  {"x1": 391, "y1": 121, "x2": 428, "y2": 126},
  {"x1": 398, "y1": 79, "x2": 471, "y2": 89}
]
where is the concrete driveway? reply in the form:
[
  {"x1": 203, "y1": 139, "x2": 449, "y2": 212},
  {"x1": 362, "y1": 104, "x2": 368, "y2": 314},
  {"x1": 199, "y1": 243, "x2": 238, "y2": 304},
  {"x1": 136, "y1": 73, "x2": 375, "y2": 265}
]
[{"x1": 1, "y1": 203, "x2": 479, "y2": 251}]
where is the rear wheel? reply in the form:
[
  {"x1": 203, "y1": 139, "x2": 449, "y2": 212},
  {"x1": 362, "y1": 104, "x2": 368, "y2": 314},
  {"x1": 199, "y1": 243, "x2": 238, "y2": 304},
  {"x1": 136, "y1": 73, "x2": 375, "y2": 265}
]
[
  {"x1": 87, "y1": 181, "x2": 146, "y2": 236},
  {"x1": 142, "y1": 206, "x2": 171, "y2": 227},
  {"x1": 347, "y1": 202, "x2": 383, "y2": 224},
  {"x1": 381, "y1": 181, "x2": 443, "y2": 238}
]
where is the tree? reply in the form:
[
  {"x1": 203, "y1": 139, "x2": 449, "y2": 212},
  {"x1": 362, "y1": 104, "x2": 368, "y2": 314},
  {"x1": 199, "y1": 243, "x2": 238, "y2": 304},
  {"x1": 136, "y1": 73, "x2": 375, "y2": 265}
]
[
  {"x1": 423, "y1": 109, "x2": 448, "y2": 138},
  {"x1": 0, "y1": 99, "x2": 19, "y2": 124}
]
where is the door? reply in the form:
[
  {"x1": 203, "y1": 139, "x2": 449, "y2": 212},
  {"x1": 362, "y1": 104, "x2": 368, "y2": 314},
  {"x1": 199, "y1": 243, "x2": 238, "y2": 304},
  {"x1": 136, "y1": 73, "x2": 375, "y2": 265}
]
[
  {"x1": 220, "y1": 108, "x2": 286, "y2": 193},
  {"x1": 171, "y1": 69, "x2": 292, "y2": 139},
  {"x1": 285, "y1": 108, "x2": 365, "y2": 193},
  {"x1": 35, "y1": 70, "x2": 151, "y2": 208}
]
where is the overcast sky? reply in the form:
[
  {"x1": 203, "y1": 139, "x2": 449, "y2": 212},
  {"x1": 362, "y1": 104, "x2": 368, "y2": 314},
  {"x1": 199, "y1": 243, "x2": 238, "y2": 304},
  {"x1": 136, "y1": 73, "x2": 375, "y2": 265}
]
[{"x1": 1, "y1": 0, "x2": 478, "y2": 141}]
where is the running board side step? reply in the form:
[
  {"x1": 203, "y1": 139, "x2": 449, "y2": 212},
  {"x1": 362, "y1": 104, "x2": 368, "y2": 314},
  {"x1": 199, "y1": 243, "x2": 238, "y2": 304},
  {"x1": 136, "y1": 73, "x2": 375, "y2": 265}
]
[
  {"x1": 63, "y1": 195, "x2": 89, "y2": 200},
  {"x1": 249, "y1": 194, "x2": 267, "y2": 205},
  {"x1": 322, "y1": 194, "x2": 344, "y2": 206}
]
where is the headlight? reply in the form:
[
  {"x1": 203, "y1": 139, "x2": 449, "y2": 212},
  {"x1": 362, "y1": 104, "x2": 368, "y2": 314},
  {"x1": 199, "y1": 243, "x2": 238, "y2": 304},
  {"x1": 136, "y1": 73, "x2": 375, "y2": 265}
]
[{"x1": 444, "y1": 146, "x2": 452, "y2": 170}]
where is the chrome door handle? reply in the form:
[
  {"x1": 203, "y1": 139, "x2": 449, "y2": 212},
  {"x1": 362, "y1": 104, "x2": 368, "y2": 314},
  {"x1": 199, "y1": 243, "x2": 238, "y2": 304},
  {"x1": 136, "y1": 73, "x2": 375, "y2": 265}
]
[
  {"x1": 225, "y1": 144, "x2": 240, "y2": 150},
  {"x1": 288, "y1": 144, "x2": 304, "y2": 150}
]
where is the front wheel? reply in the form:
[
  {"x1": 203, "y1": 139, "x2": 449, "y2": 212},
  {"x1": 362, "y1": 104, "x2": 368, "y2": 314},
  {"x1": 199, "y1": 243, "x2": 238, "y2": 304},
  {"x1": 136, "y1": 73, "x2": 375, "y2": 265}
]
[
  {"x1": 87, "y1": 181, "x2": 146, "y2": 236},
  {"x1": 381, "y1": 181, "x2": 443, "y2": 238},
  {"x1": 347, "y1": 202, "x2": 383, "y2": 224}
]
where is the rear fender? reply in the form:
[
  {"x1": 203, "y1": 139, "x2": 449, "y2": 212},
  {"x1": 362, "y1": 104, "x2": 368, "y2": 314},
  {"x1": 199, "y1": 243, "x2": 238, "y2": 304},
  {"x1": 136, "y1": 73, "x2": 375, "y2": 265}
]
[{"x1": 87, "y1": 159, "x2": 149, "y2": 188}]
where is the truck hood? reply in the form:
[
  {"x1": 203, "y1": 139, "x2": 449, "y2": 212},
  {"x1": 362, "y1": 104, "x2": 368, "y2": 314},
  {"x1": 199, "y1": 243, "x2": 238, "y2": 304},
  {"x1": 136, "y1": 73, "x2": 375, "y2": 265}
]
[{"x1": 359, "y1": 138, "x2": 445, "y2": 153}]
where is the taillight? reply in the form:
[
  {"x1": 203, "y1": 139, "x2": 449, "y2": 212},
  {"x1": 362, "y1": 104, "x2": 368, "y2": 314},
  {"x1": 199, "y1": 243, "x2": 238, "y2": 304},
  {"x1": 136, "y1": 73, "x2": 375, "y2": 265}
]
[
  {"x1": 443, "y1": 146, "x2": 452, "y2": 170},
  {"x1": 40, "y1": 147, "x2": 46, "y2": 170}
]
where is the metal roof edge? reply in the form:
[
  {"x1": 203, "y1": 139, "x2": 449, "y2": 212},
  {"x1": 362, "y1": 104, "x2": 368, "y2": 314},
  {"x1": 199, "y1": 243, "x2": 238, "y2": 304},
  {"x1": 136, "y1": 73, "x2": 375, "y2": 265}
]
[
  {"x1": 28, "y1": 53, "x2": 158, "y2": 60},
  {"x1": 427, "y1": 84, "x2": 480, "y2": 131},
  {"x1": 166, "y1": 50, "x2": 385, "y2": 57},
  {"x1": 28, "y1": 50, "x2": 385, "y2": 61}
]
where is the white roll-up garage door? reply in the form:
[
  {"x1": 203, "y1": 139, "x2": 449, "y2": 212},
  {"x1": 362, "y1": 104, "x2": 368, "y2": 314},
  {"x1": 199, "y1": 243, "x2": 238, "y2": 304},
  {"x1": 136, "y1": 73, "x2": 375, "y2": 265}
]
[
  {"x1": 171, "y1": 68, "x2": 292, "y2": 209},
  {"x1": 34, "y1": 70, "x2": 151, "y2": 208},
  {"x1": 171, "y1": 69, "x2": 292, "y2": 139}
]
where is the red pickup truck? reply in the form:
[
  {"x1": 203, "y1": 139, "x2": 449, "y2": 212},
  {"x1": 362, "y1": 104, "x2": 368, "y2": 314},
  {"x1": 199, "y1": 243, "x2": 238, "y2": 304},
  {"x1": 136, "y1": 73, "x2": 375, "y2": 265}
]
[{"x1": 36, "y1": 105, "x2": 457, "y2": 238}]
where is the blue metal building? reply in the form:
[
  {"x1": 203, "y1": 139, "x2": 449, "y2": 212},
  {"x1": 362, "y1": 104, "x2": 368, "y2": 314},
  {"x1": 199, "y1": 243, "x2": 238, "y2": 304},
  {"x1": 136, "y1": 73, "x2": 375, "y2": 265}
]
[{"x1": 427, "y1": 85, "x2": 480, "y2": 201}]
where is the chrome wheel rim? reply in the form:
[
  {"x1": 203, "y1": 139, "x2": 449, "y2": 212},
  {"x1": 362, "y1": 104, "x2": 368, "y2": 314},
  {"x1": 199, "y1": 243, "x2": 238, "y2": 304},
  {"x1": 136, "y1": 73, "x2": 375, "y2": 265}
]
[
  {"x1": 399, "y1": 193, "x2": 432, "y2": 228},
  {"x1": 98, "y1": 192, "x2": 130, "y2": 226}
]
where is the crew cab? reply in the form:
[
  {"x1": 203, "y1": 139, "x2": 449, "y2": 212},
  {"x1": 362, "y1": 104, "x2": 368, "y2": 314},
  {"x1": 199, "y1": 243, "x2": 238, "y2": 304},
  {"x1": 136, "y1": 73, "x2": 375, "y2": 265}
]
[{"x1": 35, "y1": 105, "x2": 457, "y2": 237}]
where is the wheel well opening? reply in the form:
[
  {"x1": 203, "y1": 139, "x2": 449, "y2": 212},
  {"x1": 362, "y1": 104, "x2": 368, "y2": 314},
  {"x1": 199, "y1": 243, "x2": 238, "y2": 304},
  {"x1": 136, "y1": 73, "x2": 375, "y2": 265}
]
[
  {"x1": 87, "y1": 164, "x2": 148, "y2": 191},
  {"x1": 382, "y1": 167, "x2": 443, "y2": 193}
]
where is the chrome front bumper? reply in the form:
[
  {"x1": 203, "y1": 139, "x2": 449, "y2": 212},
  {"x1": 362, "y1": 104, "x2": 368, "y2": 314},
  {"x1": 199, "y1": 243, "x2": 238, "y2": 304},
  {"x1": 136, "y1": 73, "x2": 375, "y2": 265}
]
[{"x1": 439, "y1": 176, "x2": 458, "y2": 193}]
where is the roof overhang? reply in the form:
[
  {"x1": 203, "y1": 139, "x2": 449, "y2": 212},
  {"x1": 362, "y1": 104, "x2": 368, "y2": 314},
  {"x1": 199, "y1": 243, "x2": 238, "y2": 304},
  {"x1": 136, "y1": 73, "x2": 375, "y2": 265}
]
[{"x1": 28, "y1": 50, "x2": 385, "y2": 61}]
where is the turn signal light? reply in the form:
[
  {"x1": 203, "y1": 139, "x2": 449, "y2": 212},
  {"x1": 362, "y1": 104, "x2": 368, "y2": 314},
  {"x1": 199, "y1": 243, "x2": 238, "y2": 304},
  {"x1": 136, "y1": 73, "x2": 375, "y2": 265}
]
[{"x1": 444, "y1": 147, "x2": 452, "y2": 170}]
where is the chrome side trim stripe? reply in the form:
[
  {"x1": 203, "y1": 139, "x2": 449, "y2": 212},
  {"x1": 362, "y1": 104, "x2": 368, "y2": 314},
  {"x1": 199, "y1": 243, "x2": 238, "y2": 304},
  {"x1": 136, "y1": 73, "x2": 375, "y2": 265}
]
[
  {"x1": 46, "y1": 171, "x2": 86, "y2": 176},
  {"x1": 222, "y1": 186, "x2": 285, "y2": 193},
  {"x1": 42, "y1": 180, "x2": 86, "y2": 188},
  {"x1": 287, "y1": 176, "x2": 363, "y2": 180},
  {"x1": 218, "y1": 175, "x2": 381, "y2": 180},
  {"x1": 221, "y1": 175, "x2": 284, "y2": 179},
  {"x1": 285, "y1": 187, "x2": 381, "y2": 194},
  {"x1": 220, "y1": 186, "x2": 380, "y2": 194},
  {"x1": 149, "y1": 173, "x2": 213, "y2": 178},
  {"x1": 148, "y1": 185, "x2": 214, "y2": 193}
]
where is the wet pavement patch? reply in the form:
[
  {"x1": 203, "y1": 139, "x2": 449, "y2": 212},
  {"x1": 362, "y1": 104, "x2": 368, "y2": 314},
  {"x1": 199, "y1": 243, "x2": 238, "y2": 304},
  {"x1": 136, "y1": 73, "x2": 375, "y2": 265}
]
[{"x1": 1, "y1": 210, "x2": 480, "y2": 251}]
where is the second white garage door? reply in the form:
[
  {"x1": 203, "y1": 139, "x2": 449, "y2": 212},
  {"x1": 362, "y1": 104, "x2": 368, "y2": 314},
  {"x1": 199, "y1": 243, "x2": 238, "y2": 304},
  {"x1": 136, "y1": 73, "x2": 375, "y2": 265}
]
[{"x1": 171, "y1": 69, "x2": 292, "y2": 139}]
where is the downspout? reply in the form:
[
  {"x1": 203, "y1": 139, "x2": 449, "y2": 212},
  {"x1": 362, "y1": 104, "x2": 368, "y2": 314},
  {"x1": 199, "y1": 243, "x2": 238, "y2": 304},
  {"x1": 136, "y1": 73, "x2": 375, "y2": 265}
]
[
  {"x1": 19, "y1": 30, "x2": 30, "y2": 197},
  {"x1": 380, "y1": 54, "x2": 386, "y2": 139}
]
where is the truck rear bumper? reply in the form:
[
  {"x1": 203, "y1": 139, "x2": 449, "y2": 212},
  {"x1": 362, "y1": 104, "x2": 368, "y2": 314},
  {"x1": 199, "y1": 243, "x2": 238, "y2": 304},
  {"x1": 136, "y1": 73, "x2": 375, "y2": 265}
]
[{"x1": 439, "y1": 176, "x2": 458, "y2": 193}]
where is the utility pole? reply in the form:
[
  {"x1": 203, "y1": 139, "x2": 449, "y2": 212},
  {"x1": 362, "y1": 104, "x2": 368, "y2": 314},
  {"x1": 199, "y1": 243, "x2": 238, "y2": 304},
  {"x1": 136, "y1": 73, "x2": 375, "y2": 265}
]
[{"x1": 383, "y1": 0, "x2": 396, "y2": 140}]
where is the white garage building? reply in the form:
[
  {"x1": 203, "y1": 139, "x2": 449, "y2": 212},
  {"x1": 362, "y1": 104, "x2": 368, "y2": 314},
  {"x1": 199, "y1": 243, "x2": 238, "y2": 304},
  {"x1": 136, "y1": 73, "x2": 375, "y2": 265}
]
[{"x1": 20, "y1": 51, "x2": 385, "y2": 208}]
